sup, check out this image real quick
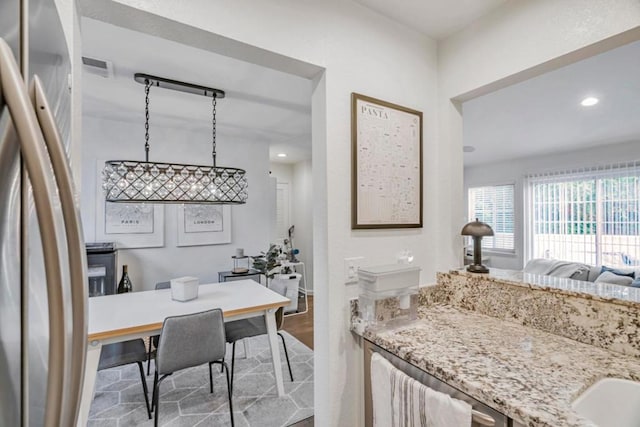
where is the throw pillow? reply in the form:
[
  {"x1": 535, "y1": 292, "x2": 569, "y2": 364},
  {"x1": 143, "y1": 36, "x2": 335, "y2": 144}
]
[
  {"x1": 595, "y1": 271, "x2": 634, "y2": 286},
  {"x1": 569, "y1": 266, "x2": 591, "y2": 281},
  {"x1": 600, "y1": 266, "x2": 635, "y2": 278}
]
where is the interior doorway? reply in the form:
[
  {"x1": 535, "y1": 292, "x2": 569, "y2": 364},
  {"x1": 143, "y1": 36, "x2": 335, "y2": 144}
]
[{"x1": 83, "y1": 5, "x2": 328, "y2": 425}]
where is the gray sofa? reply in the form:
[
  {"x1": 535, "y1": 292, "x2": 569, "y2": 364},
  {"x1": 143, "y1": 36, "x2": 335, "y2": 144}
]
[{"x1": 523, "y1": 258, "x2": 640, "y2": 287}]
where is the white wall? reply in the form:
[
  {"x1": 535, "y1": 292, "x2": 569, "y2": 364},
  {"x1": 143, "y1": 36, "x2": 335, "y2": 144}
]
[
  {"x1": 292, "y1": 160, "x2": 314, "y2": 292},
  {"x1": 81, "y1": 115, "x2": 271, "y2": 290},
  {"x1": 269, "y1": 163, "x2": 294, "y2": 185},
  {"x1": 438, "y1": 0, "x2": 640, "y2": 275},
  {"x1": 464, "y1": 140, "x2": 640, "y2": 270}
]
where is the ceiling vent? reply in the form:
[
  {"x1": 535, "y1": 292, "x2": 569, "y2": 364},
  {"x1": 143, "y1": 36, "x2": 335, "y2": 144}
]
[{"x1": 82, "y1": 56, "x2": 113, "y2": 78}]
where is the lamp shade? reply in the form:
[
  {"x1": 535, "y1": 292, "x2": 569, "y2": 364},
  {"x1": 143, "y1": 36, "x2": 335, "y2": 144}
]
[{"x1": 460, "y1": 219, "x2": 494, "y2": 237}]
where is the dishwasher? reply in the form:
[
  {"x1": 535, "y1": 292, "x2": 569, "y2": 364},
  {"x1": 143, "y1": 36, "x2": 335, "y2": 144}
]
[{"x1": 364, "y1": 339, "x2": 510, "y2": 427}]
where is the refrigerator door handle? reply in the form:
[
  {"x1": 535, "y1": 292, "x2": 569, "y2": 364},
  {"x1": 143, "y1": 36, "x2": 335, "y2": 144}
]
[
  {"x1": 31, "y1": 76, "x2": 87, "y2": 427},
  {"x1": 0, "y1": 38, "x2": 67, "y2": 427}
]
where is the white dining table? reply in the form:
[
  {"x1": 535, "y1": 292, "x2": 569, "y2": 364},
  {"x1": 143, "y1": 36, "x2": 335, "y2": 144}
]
[{"x1": 77, "y1": 279, "x2": 290, "y2": 427}]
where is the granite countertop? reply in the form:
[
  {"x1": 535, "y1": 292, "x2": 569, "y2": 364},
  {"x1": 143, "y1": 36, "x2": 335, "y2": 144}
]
[
  {"x1": 452, "y1": 268, "x2": 640, "y2": 308},
  {"x1": 358, "y1": 304, "x2": 640, "y2": 427}
]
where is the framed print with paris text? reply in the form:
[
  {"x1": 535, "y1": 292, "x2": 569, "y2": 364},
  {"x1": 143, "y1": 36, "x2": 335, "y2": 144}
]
[
  {"x1": 177, "y1": 204, "x2": 231, "y2": 247},
  {"x1": 97, "y1": 201, "x2": 165, "y2": 249},
  {"x1": 351, "y1": 93, "x2": 423, "y2": 229},
  {"x1": 95, "y1": 160, "x2": 165, "y2": 248}
]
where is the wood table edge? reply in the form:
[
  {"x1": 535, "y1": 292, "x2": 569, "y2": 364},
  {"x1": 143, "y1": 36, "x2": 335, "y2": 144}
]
[{"x1": 87, "y1": 300, "x2": 288, "y2": 341}]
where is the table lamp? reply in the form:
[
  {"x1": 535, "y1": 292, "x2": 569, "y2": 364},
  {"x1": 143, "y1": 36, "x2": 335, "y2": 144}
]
[{"x1": 461, "y1": 219, "x2": 494, "y2": 273}]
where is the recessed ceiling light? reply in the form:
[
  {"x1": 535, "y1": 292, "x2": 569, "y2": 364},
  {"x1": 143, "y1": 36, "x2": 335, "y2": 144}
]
[
  {"x1": 580, "y1": 97, "x2": 599, "y2": 107},
  {"x1": 277, "y1": 153, "x2": 287, "y2": 158},
  {"x1": 463, "y1": 145, "x2": 475, "y2": 153}
]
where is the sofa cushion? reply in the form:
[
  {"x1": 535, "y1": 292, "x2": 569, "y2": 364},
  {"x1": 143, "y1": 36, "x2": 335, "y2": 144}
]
[
  {"x1": 595, "y1": 271, "x2": 634, "y2": 286},
  {"x1": 524, "y1": 259, "x2": 592, "y2": 281},
  {"x1": 587, "y1": 265, "x2": 604, "y2": 282},
  {"x1": 570, "y1": 266, "x2": 591, "y2": 281},
  {"x1": 601, "y1": 266, "x2": 636, "y2": 278}
]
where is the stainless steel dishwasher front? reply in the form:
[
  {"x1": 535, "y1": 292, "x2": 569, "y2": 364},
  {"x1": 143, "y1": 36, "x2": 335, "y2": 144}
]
[{"x1": 364, "y1": 339, "x2": 510, "y2": 427}]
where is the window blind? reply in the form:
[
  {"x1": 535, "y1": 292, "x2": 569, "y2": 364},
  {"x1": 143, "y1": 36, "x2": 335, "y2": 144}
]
[
  {"x1": 468, "y1": 184, "x2": 515, "y2": 251},
  {"x1": 525, "y1": 161, "x2": 640, "y2": 267}
]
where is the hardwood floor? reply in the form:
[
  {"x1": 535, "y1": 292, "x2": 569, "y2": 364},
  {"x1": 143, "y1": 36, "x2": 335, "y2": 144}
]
[{"x1": 283, "y1": 295, "x2": 314, "y2": 349}]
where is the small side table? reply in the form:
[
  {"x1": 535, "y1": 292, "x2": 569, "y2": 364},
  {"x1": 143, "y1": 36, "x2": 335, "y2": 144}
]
[{"x1": 218, "y1": 269, "x2": 263, "y2": 283}]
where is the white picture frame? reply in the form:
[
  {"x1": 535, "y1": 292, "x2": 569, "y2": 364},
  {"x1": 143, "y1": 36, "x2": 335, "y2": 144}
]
[
  {"x1": 177, "y1": 204, "x2": 231, "y2": 247},
  {"x1": 96, "y1": 201, "x2": 165, "y2": 249},
  {"x1": 95, "y1": 160, "x2": 165, "y2": 249}
]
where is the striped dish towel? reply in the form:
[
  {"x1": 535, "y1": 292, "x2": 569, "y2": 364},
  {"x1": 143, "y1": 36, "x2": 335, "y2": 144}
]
[{"x1": 371, "y1": 353, "x2": 472, "y2": 427}]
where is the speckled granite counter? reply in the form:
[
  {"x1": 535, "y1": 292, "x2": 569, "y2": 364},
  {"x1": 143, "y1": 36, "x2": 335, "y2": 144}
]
[
  {"x1": 356, "y1": 303, "x2": 640, "y2": 427},
  {"x1": 451, "y1": 268, "x2": 640, "y2": 308},
  {"x1": 435, "y1": 270, "x2": 640, "y2": 358}
]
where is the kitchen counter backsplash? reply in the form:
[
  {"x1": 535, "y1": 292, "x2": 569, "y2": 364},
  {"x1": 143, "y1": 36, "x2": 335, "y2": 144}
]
[
  {"x1": 432, "y1": 270, "x2": 640, "y2": 358},
  {"x1": 451, "y1": 268, "x2": 640, "y2": 308}
]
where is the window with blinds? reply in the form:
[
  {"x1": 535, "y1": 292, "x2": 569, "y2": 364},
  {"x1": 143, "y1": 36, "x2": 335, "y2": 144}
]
[
  {"x1": 468, "y1": 184, "x2": 515, "y2": 251},
  {"x1": 526, "y1": 161, "x2": 640, "y2": 268}
]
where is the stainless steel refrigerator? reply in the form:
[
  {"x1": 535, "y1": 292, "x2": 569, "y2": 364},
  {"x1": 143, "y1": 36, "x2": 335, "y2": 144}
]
[{"x1": 0, "y1": 0, "x2": 87, "y2": 426}]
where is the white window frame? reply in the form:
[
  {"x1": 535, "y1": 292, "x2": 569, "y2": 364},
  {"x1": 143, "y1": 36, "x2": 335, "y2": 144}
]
[
  {"x1": 524, "y1": 162, "x2": 640, "y2": 268},
  {"x1": 468, "y1": 183, "x2": 516, "y2": 254}
]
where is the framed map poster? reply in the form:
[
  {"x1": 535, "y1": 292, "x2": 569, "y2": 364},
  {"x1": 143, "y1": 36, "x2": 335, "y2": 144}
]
[
  {"x1": 351, "y1": 93, "x2": 423, "y2": 229},
  {"x1": 177, "y1": 204, "x2": 231, "y2": 247},
  {"x1": 96, "y1": 202, "x2": 165, "y2": 249},
  {"x1": 95, "y1": 160, "x2": 165, "y2": 248}
]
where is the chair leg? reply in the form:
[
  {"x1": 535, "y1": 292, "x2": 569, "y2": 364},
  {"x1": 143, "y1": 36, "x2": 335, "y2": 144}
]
[
  {"x1": 278, "y1": 332, "x2": 294, "y2": 382},
  {"x1": 208, "y1": 362, "x2": 214, "y2": 394},
  {"x1": 153, "y1": 374, "x2": 171, "y2": 427},
  {"x1": 151, "y1": 370, "x2": 158, "y2": 412},
  {"x1": 146, "y1": 351, "x2": 152, "y2": 376},
  {"x1": 231, "y1": 341, "x2": 236, "y2": 392},
  {"x1": 136, "y1": 361, "x2": 152, "y2": 419},
  {"x1": 222, "y1": 361, "x2": 235, "y2": 427}
]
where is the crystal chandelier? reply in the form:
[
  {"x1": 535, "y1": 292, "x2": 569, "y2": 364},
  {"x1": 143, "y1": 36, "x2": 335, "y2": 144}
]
[{"x1": 102, "y1": 74, "x2": 248, "y2": 204}]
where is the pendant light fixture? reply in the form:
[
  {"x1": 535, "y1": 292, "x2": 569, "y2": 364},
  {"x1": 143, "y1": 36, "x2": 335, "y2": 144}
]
[{"x1": 101, "y1": 73, "x2": 248, "y2": 204}]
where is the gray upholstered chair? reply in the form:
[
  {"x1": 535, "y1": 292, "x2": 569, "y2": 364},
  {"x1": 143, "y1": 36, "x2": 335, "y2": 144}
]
[
  {"x1": 98, "y1": 339, "x2": 152, "y2": 419},
  {"x1": 152, "y1": 308, "x2": 233, "y2": 427},
  {"x1": 224, "y1": 306, "x2": 293, "y2": 390},
  {"x1": 146, "y1": 281, "x2": 171, "y2": 375}
]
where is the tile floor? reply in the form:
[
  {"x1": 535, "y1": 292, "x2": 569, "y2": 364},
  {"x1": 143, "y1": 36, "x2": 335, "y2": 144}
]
[{"x1": 88, "y1": 332, "x2": 314, "y2": 426}]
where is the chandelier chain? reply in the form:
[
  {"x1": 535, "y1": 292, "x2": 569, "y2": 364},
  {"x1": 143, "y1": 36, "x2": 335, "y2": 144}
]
[
  {"x1": 212, "y1": 94, "x2": 217, "y2": 167},
  {"x1": 144, "y1": 80, "x2": 151, "y2": 163}
]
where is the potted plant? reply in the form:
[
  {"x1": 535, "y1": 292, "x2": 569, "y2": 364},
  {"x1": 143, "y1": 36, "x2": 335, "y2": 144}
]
[
  {"x1": 251, "y1": 244, "x2": 301, "y2": 313},
  {"x1": 250, "y1": 244, "x2": 283, "y2": 278}
]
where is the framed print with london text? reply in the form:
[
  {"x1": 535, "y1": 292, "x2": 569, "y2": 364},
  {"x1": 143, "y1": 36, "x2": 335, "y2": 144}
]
[
  {"x1": 351, "y1": 93, "x2": 423, "y2": 229},
  {"x1": 177, "y1": 204, "x2": 231, "y2": 247}
]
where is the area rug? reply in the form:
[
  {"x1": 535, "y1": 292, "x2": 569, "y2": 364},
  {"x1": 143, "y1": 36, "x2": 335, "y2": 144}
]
[{"x1": 88, "y1": 331, "x2": 314, "y2": 426}]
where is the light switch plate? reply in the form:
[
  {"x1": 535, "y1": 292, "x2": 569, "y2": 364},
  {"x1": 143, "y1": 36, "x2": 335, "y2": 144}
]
[{"x1": 344, "y1": 256, "x2": 364, "y2": 284}]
